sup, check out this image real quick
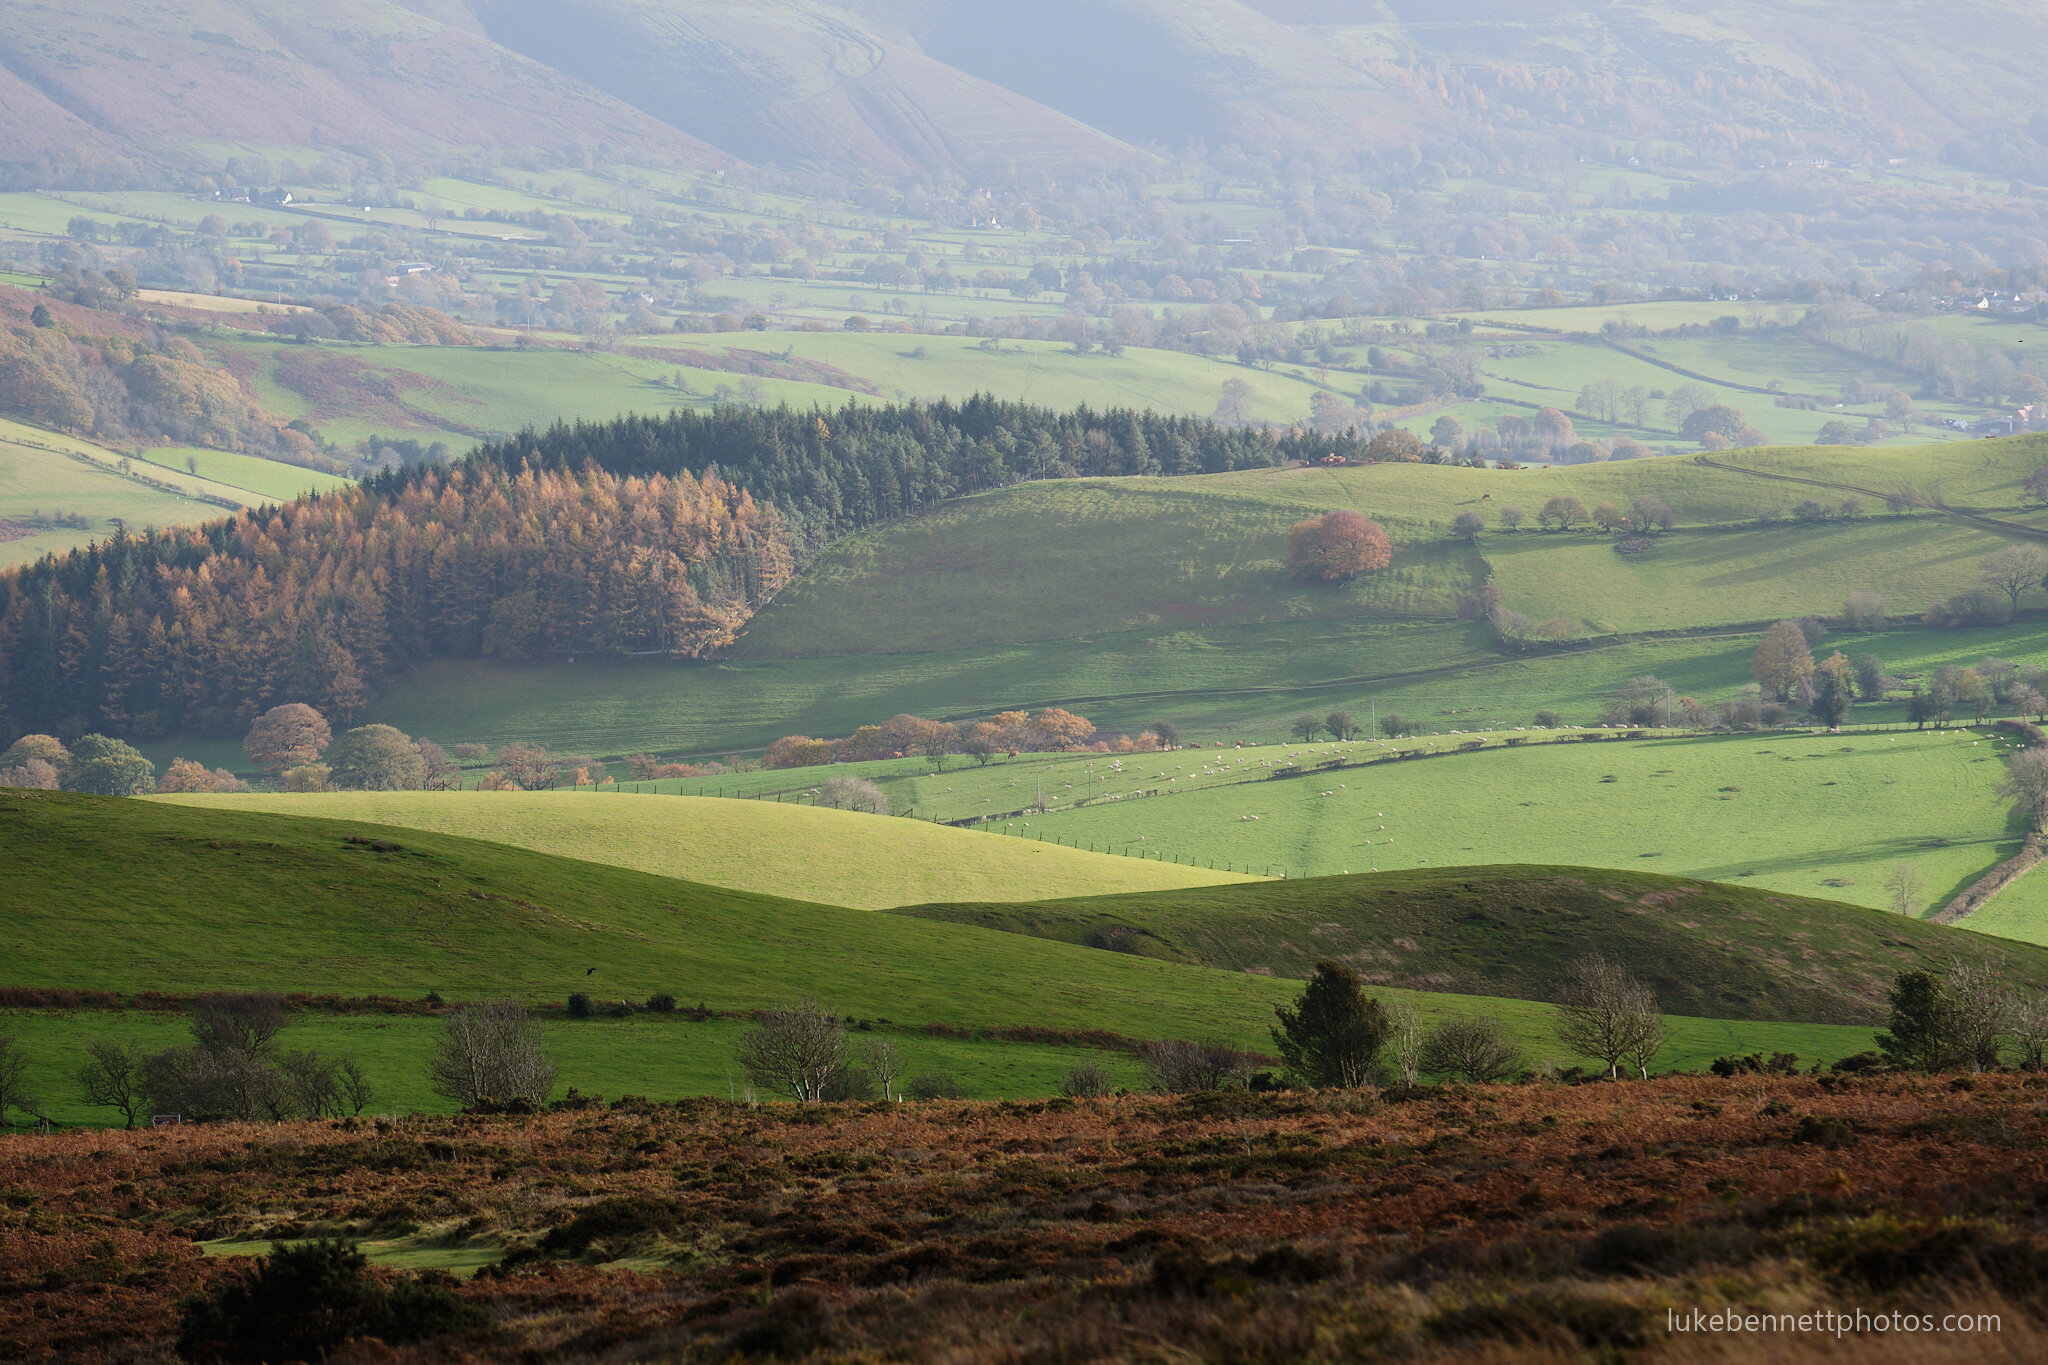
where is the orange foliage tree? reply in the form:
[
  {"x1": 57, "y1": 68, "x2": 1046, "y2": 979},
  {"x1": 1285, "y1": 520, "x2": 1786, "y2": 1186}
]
[{"x1": 1284, "y1": 510, "x2": 1393, "y2": 582}]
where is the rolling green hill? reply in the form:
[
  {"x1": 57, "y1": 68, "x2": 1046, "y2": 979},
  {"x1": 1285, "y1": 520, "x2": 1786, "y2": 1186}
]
[
  {"x1": 734, "y1": 441, "x2": 2048, "y2": 660},
  {"x1": 897, "y1": 863, "x2": 2048, "y2": 1026},
  {"x1": 0, "y1": 791, "x2": 1889, "y2": 1113},
  {"x1": 149, "y1": 790, "x2": 1252, "y2": 908},
  {"x1": 0, "y1": 418, "x2": 255, "y2": 566}
]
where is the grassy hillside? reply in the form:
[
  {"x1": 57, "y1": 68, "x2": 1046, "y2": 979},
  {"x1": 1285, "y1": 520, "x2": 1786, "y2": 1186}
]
[
  {"x1": 898, "y1": 864, "x2": 2048, "y2": 1025},
  {"x1": 150, "y1": 791, "x2": 1252, "y2": 908},
  {"x1": 0, "y1": 792, "x2": 1890, "y2": 1121},
  {"x1": 364, "y1": 617, "x2": 2048, "y2": 761},
  {"x1": 734, "y1": 442, "x2": 2048, "y2": 660},
  {"x1": 0, "y1": 418, "x2": 254, "y2": 566},
  {"x1": 870, "y1": 732, "x2": 2029, "y2": 918},
  {"x1": 0, "y1": 790, "x2": 1294, "y2": 1039}
]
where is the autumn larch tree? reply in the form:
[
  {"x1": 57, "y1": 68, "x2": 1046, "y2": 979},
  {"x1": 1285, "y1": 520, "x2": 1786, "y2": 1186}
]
[
  {"x1": 1285, "y1": 510, "x2": 1393, "y2": 582},
  {"x1": 1751, "y1": 619, "x2": 1815, "y2": 700}
]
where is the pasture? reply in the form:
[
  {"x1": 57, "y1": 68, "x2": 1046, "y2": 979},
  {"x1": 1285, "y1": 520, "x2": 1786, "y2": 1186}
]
[
  {"x1": 150, "y1": 791, "x2": 1252, "y2": 908},
  {"x1": 867, "y1": 731, "x2": 2031, "y2": 920},
  {"x1": 358, "y1": 617, "x2": 2048, "y2": 762},
  {"x1": 0, "y1": 419, "x2": 250, "y2": 565},
  {"x1": 132, "y1": 446, "x2": 352, "y2": 503}
]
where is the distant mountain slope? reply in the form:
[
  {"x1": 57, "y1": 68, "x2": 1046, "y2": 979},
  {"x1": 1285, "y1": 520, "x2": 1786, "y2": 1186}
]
[
  {"x1": 0, "y1": 0, "x2": 723, "y2": 182},
  {"x1": 471, "y1": 0, "x2": 1134, "y2": 173},
  {"x1": 5, "y1": 0, "x2": 2045, "y2": 179}
]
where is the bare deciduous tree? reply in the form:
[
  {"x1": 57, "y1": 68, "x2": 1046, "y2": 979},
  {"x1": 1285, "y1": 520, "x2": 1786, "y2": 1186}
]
[
  {"x1": 1060, "y1": 1059, "x2": 1116, "y2": 1098},
  {"x1": 428, "y1": 1000, "x2": 557, "y2": 1109},
  {"x1": 857, "y1": 1037, "x2": 902, "y2": 1101},
  {"x1": 78, "y1": 1040, "x2": 144, "y2": 1129},
  {"x1": 1554, "y1": 956, "x2": 1664, "y2": 1079},
  {"x1": 816, "y1": 776, "x2": 889, "y2": 815},
  {"x1": 1141, "y1": 1038, "x2": 1258, "y2": 1093},
  {"x1": 0, "y1": 1036, "x2": 37, "y2": 1126},
  {"x1": 1387, "y1": 1001, "x2": 1425, "y2": 1086},
  {"x1": 1981, "y1": 545, "x2": 2048, "y2": 611},
  {"x1": 2008, "y1": 989, "x2": 2048, "y2": 1070},
  {"x1": 1944, "y1": 959, "x2": 2012, "y2": 1072},
  {"x1": 1419, "y1": 1015, "x2": 1523, "y2": 1083},
  {"x1": 1885, "y1": 864, "x2": 1925, "y2": 917},
  {"x1": 1995, "y1": 749, "x2": 2048, "y2": 831},
  {"x1": 735, "y1": 998, "x2": 847, "y2": 1102}
]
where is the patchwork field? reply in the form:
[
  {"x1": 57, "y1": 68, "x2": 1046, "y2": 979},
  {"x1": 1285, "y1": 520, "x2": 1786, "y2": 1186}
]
[{"x1": 0, "y1": 419, "x2": 254, "y2": 565}]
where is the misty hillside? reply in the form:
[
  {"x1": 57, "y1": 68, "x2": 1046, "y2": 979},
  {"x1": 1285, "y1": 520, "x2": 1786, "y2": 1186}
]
[{"x1": 6, "y1": 0, "x2": 2047, "y2": 181}]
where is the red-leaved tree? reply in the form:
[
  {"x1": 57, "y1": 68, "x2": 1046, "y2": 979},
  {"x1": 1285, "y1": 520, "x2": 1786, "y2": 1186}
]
[{"x1": 1285, "y1": 511, "x2": 1393, "y2": 582}]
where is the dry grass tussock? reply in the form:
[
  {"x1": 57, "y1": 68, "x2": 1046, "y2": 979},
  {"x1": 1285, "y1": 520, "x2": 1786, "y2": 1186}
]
[{"x1": 2, "y1": 1075, "x2": 2047, "y2": 1360}]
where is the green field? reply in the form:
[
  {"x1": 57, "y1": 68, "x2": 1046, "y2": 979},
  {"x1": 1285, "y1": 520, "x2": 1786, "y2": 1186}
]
[
  {"x1": 357, "y1": 617, "x2": 2048, "y2": 764},
  {"x1": 852, "y1": 731, "x2": 2030, "y2": 919},
  {"x1": 733, "y1": 445, "x2": 2048, "y2": 661},
  {"x1": 0, "y1": 418, "x2": 252, "y2": 565},
  {"x1": 151, "y1": 791, "x2": 1251, "y2": 908},
  {"x1": 134, "y1": 446, "x2": 353, "y2": 503},
  {"x1": 0, "y1": 791, "x2": 1895, "y2": 1124}
]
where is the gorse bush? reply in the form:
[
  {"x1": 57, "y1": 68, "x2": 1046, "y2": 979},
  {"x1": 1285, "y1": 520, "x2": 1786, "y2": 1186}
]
[{"x1": 176, "y1": 1238, "x2": 483, "y2": 1362}]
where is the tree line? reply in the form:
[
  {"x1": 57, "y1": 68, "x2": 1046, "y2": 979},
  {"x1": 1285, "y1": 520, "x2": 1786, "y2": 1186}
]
[
  {"x1": 444, "y1": 398, "x2": 1400, "y2": 551},
  {"x1": 0, "y1": 462, "x2": 792, "y2": 741}
]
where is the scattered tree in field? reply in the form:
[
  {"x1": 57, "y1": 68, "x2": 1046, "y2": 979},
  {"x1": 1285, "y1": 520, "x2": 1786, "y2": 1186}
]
[
  {"x1": 817, "y1": 775, "x2": 889, "y2": 814},
  {"x1": 1537, "y1": 495, "x2": 1589, "y2": 531},
  {"x1": 1451, "y1": 509, "x2": 1485, "y2": 540},
  {"x1": 416, "y1": 739, "x2": 459, "y2": 789},
  {"x1": 1379, "y1": 712, "x2": 1410, "y2": 738},
  {"x1": 494, "y1": 742, "x2": 559, "y2": 791},
  {"x1": 1981, "y1": 545, "x2": 2048, "y2": 611},
  {"x1": 1142, "y1": 1038, "x2": 1258, "y2": 1093},
  {"x1": 1, "y1": 757, "x2": 61, "y2": 789},
  {"x1": 2023, "y1": 466, "x2": 2048, "y2": 504},
  {"x1": 1497, "y1": 504, "x2": 1524, "y2": 531},
  {"x1": 1629, "y1": 495, "x2": 1674, "y2": 532},
  {"x1": 427, "y1": 1000, "x2": 556, "y2": 1110},
  {"x1": 1997, "y1": 749, "x2": 2048, "y2": 830},
  {"x1": 1810, "y1": 652, "x2": 1856, "y2": 728},
  {"x1": 764, "y1": 736, "x2": 838, "y2": 769},
  {"x1": 1842, "y1": 591, "x2": 1888, "y2": 630},
  {"x1": 1289, "y1": 714, "x2": 1323, "y2": 743},
  {"x1": 1387, "y1": 1001, "x2": 1425, "y2": 1086},
  {"x1": 1680, "y1": 404, "x2": 1753, "y2": 444},
  {"x1": 856, "y1": 1037, "x2": 902, "y2": 1101},
  {"x1": 1152, "y1": 720, "x2": 1180, "y2": 750},
  {"x1": 2013, "y1": 685, "x2": 2048, "y2": 721},
  {"x1": 1419, "y1": 1015, "x2": 1522, "y2": 1083},
  {"x1": 1533, "y1": 710, "x2": 1563, "y2": 728},
  {"x1": 141, "y1": 992, "x2": 362, "y2": 1122},
  {"x1": 962, "y1": 737, "x2": 998, "y2": 766},
  {"x1": 243, "y1": 704, "x2": 332, "y2": 777},
  {"x1": 1601, "y1": 675, "x2": 1676, "y2": 727},
  {"x1": 327, "y1": 724, "x2": 427, "y2": 790},
  {"x1": 1591, "y1": 501, "x2": 1624, "y2": 532},
  {"x1": 1060, "y1": 1059, "x2": 1116, "y2": 1098},
  {"x1": 1554, "y1": 956, "x2": 1663, "y2": 1079},
  {"x1": 736, "y1": 998, "x2": 847, "y2": 1103},
  {"x1": 156, "y1": 758, "x2": 248, "y2": 793},
  {"x1": 1325, "y1": 710, "x2": 1359, "y2": 741},
  {"x1": 78, "y1": 1040, "x2": 145, "y2": 1128},
  {"x1": 1272, "y1": 960, "x2": 1389, "y2": 1089},
  {"x1": 62, "y1": 734, "x2": 154, "y2": 796},
  {"x1": 0, "y1": 1036, "x2": 36, "y2": 1126},
  {"x1": 1751, "y1": 619, "x2": 1815, "y2": 700},
  {"x1": 1878, "y1": 963, "x2": 2011, "y2": 1073},
  {"x1": 0, "y1": 733, "x2": 68, "y2": 771},
  {"x1": 1851, "y1": 655, "x2": 1889, "y2": 701},
  {"x1": 1285, "y1": 510, "x2": 1393, "y2": 582},
  {"x1": 2009, "y1": 989, "x2": 2048, "y2": 1070},
  {"x1": 1885, "y1": 864, "x2": 1925, "y2": 917}
]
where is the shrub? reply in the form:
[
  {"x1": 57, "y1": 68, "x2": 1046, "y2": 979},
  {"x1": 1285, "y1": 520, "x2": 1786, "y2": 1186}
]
[
  {"x1": 1614, "y1": 536, "x2": 1652, "y2": 555},
  {"x1": 904, "y1": 1071, "x2": 966, "y2": 1100},
  {"x1": 815, "y1": 775, "x2": 888, "y2": 814},
  {"x1": 1419, "y1": 1016, "x2": 1523, "y2": 1083},
  {"x1": 176, "y1": 1238, "x2": 483, "y2": 1362},
  {"x1": 567, "y1": 992, "x2": 593, "y2": 1019},
  {"x1": 1059, "y1": 1059, "x2": 1116, "y2": 1098},
  {"x1": 1141, "y1": 1038, "x2": 1257, "y2": 1093},
  {"x1": 645, "y1": 993, "x2": 677, "y2": 1013}
]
